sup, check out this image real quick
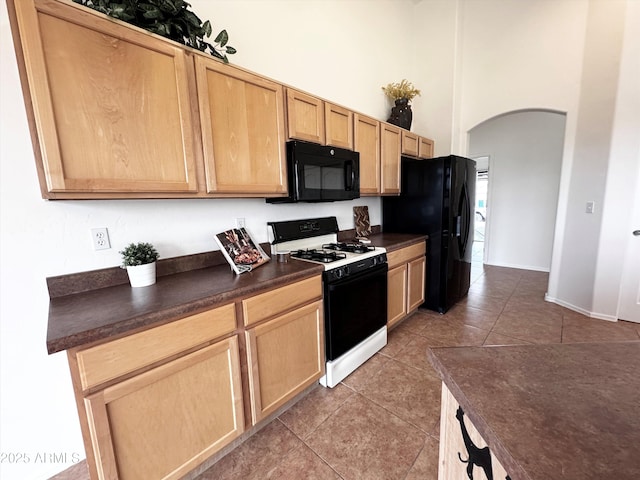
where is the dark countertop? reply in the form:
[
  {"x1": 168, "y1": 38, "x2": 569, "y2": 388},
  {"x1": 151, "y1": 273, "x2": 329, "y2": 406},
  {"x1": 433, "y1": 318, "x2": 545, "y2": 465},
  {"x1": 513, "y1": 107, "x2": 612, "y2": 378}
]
[
  {"x1": 367, "y1": 232, "x2": 428, "y2": 252},
  {"x1": 46, "y1": 232, "x2": 427, "y2": 355},
  {"x1": 428, "y1": 342, "x2": 640, "y2": 480},
  {"x1": 47, "y1": 259, "x2": 323, "y2": 354}
]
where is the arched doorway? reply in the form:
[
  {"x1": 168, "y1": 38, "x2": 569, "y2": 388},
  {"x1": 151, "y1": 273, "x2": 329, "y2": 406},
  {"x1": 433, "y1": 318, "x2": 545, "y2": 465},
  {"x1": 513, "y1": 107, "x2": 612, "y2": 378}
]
[{"x1": 468, "y1": 110, "x2": 566, "y2": 272}]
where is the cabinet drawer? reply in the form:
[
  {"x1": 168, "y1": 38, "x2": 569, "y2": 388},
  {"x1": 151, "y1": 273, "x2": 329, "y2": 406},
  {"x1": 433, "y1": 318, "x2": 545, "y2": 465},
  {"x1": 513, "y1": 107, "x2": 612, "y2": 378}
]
[
  {"x1": 387, "y1": 242, "x2": 426, "y2": 269},
  {"x1": 243, "y1": 276, "x2": 322, "y2": 327},
  {"x1": 76, "y1": 303, "x2": 236, "y2": 390}
]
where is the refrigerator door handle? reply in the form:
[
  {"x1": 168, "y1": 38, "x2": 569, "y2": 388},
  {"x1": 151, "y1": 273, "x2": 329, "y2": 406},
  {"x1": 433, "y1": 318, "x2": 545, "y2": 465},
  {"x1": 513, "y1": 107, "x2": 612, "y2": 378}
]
[
  {"x1": 458, "y1": 183, "x2": 471, "y2": 256},
  {"x1": 455, "y1": 216, "x2": 462, "y2": 237}
]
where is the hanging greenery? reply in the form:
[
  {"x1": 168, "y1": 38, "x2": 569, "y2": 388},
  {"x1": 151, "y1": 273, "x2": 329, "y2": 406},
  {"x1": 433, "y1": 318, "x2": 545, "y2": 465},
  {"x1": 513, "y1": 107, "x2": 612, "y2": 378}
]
[{"x1": 73, "y1": 0, "x2": 236, "y2": 63}]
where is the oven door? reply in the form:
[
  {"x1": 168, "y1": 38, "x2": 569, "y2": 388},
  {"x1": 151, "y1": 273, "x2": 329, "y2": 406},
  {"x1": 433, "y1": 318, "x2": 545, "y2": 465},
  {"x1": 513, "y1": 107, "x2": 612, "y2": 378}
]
[{"x1": 323, "y1": 263, "x2": 388, "y2": 361}]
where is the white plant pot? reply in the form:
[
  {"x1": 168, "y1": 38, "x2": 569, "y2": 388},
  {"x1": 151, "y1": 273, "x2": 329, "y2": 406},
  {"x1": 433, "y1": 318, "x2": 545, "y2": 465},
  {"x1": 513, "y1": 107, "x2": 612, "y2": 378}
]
[{"x1": 126, "y1": 262, "x2": 156, "y2": 288}]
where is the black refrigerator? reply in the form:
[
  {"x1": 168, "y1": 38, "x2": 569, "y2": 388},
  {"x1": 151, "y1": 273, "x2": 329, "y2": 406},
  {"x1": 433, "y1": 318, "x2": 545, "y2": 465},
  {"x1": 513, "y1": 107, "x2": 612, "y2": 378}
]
[{"x1": 382, "y1": 155, "x2": 476, "y2": 313}]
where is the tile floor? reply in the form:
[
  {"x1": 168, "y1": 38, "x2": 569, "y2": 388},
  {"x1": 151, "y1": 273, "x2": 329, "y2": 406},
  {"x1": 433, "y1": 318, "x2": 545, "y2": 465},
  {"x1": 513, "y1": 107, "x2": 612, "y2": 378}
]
[{"x1": 52, "y1": 250, "x2": 640, "y2": 480}]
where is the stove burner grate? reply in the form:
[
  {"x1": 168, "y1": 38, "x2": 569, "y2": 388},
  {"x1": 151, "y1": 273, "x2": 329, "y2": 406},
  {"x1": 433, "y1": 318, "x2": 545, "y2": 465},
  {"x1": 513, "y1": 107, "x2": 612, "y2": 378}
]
[
  {"x1": 322, "y1": 242, "x2": 375, "y2": 254},
  {"x1": 290, "y1": 249, "x2": 347, "y2": 263}
]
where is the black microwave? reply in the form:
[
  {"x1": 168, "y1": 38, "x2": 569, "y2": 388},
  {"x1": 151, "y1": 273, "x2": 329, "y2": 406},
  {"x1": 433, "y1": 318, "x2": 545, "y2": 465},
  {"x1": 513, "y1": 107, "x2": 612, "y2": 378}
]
[{"x1": 267, "y1": 141, "x2": 360, "y2": 203}]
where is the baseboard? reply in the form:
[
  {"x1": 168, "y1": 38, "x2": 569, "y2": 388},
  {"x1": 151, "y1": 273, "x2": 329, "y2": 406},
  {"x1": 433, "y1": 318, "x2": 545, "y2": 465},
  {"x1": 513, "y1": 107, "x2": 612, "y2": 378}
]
[
  {"x1": 484, "y1": 261, "x2": 549, "y2": 272},
  {"x1": 544, "y1": 294, "x2": 618, "y2": 322}
]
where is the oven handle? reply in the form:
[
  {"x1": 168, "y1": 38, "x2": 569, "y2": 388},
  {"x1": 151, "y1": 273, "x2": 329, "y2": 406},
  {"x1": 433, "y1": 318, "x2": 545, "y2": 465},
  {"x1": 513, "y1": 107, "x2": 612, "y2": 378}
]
[{"x1": 324, "y1": 262, "x2": 388, "y2": 287}]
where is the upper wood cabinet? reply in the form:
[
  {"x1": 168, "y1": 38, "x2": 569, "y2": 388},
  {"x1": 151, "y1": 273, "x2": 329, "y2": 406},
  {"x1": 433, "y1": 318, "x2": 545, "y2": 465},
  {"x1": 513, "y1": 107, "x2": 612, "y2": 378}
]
[
  {"x1": 324, "y1": 102, "x2": 354, "y2": 149},
  {"x1": 286, "y1": 89, "x2": 325, "y2": 144},
  {"x1": 354, "y1": 114, "x2": 381, "y2": 195},
  {"x1": 10, "y1": 0, "x2": 200, "y2": 197},
  {"x1": 401, "y1": 131, "x2": 419, "y2": 157},
  {"x1": 195, "y1": 58, "x2": 287, "y2": 195},
  {"x1": 380, "y1": 123, "x2": 402, "y2": 195},
  {"x1": 419, "y1": 136, "x2": 435, "y2": 159}
]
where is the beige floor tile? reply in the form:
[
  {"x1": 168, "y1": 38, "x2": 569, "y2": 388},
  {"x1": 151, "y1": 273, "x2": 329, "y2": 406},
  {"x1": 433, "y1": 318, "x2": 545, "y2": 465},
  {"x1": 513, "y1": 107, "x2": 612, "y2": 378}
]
[
  {"x1": 304, "y1": 394, "x2": 424, "y2": 480},
  {"x1": 197, "y1": 420, "x2": 302, "y2": 480},
  {"x1": 48, "y1": 461, "x2": 89, "y2": 480},
  {"x1": 379, "y1": 326, "x2": 415, "y2": 358},
  {"x1": 340, "y1": 352, "x2": 390, "y2": 391},
  {"x1": 278, "y1": 383, "x2": 354, "y2": 439},
  {"x1": 483, "y1": 331, "x2": 532, "y2": 346},
  {"x1": 562, "y1": 320, "x2": 640, "y2": 343},
  {"x1": 404, "y1": 434, "x2": 440, "y2": 480},
  {"x1": 492, "y1": 311, "x2": 562, "y2": 344},
  {"x1": 358, "y1": 359, "x2": 442, "y2": 434},
  {"x1": 457, "y1": 292, "x2": 508, "y2": 314},
  {"x1": 444, "y1": 304, "x2": 500, "y2": 331},
  {"x1": 420, "y1": 321, "x2": 489, "y2": 347},
  {"x1": 393, "y1": 334, "x2": 447, "y2": 373},
  {"x1": 264, "y1": 444, "x2": 342, "y2": 480}
]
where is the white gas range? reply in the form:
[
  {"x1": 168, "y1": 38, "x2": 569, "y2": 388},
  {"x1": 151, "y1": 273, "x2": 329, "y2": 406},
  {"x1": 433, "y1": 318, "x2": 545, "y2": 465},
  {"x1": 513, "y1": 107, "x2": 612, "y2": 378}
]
[{"x1": 268, "y1": 217, "x2": 388, "y2": 388}]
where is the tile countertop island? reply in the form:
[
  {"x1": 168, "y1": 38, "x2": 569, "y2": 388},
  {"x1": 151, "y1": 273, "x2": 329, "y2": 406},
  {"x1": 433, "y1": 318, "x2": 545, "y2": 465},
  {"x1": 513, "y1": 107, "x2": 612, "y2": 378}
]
[{"x1": 428, "y1": 341, "x2": 640, "y2": 480}]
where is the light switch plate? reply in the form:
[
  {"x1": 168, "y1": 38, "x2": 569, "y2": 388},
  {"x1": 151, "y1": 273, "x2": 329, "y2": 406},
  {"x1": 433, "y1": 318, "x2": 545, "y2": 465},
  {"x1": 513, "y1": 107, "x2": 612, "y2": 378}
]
[{"x1": 586, "y1": 201, "x2": 595, "y2": 214}]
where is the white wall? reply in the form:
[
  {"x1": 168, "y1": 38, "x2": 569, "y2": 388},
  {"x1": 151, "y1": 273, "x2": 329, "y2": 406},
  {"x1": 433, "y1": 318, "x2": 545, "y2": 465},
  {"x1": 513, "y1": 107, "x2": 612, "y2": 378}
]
[
  {"x1": 468, "y1": 110, "x2": 566, "y2": 271},
  {"x1": 456, "y1": 0, "x2": 588, "y2": 152},
  {"x1": 0, "y1": 1, "x2": 414, "y2": 478},
  {"x1": 412, "y1": 0, "x2": 459, "y2": 155},
  {"x1": 547, "y1": 0, "x2": 633, "y2": 318},
  {"x1": 592, "y1": 0, "x2": 640, "y2": 319}
]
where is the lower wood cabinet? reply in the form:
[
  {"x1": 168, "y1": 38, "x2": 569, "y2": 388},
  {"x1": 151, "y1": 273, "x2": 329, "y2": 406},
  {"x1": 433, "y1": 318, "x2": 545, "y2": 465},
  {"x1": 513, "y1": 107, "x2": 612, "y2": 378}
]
[
  {"x1": 245, "y1": 300, "x2": 324, "y2": 424},
  {"x1": 66, "y1": 273, "x2": 324, "y2": 479},
  {"x1": 387, "y1": 242, "x2": 427, "y2": 328},
  {"x1": 82, "y1": 336, "x2": 244, "y2": 480},
  {"x1": 439, "y1": 383, "x2": 510, "y2": 480}
]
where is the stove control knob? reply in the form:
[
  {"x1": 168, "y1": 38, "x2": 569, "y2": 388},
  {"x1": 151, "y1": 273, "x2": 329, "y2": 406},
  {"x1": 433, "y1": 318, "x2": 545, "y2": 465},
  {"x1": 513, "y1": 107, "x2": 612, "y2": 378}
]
[
  {"x1": 344, "y1": 265, "x2": 351, "y2": 276},
  {"x1": 334, "y1": 268, "x2": 344, "y2": 279}
]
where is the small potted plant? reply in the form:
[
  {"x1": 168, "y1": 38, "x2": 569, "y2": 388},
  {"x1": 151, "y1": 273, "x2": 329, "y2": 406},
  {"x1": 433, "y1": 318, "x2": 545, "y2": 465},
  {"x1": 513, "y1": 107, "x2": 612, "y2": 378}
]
[
  {"x1": 381, "y1": 79, "x2": 421, "y2": 130},
  {"x1": 120, "y1": 242, "x2": 160, "y2": 287}
]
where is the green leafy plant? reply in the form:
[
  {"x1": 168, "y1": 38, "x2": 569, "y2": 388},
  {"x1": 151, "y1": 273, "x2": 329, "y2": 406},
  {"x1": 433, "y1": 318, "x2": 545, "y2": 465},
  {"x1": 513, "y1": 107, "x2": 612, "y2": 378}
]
[
  {"x1": 381, "y1": 79, "x2": 421, "y2": 102},
  {"x1": 73, "y1": 0, "x2": 236, "y2": 63},
  {"x1": 120, "y1": 242, "x2": 160, "y2": 267}
]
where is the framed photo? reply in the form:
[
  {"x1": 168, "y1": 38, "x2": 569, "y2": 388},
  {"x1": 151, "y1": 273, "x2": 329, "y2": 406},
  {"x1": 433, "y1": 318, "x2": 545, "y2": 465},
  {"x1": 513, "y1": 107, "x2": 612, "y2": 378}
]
[{"x1": 214, "y1": 228, "x2": 270, "y2": 274}]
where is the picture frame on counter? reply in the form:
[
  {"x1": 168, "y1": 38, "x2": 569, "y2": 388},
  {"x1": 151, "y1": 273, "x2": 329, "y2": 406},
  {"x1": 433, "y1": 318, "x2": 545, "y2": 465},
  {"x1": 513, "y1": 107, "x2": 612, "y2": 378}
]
[{"x1": 214, "y1": 227, "x2": 270, "y2": 274}]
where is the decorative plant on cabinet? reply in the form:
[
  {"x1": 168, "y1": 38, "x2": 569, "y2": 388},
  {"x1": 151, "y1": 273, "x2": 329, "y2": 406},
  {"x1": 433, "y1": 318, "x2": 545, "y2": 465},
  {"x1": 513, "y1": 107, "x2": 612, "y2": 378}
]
[{"x1": 73, "y1": 0, "x2": 236, "y2": 63}]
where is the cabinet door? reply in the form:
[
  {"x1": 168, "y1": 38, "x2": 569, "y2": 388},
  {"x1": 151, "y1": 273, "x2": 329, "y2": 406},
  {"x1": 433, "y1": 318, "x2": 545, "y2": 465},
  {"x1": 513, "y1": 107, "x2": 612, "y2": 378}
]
[
  {"x1": 245, "y1": 300, "x2": 324, "y2": 424},
  {"x1": 381, "y1": 123, "x2": 402, "y2": 194},
  {"x1": 11, "y1": 0, "x2": 199, "y2": 196},
  {"x1": 286, "y1": 89, "x2": 325, "y2": 144},
  {"x1": 419, "y1": 136, "x2": 434, "y2": 159},
  {"x1": 407, "y1": 256, "x2": 426, "y2": 313},
  {"x1": 387, "y1": 264, "x2": 408, "y2": 328},
  {"x1": 84, "y1": 337, "x2": 244, "y2": 480},
  {"x1": 354, "y1": 114, "x2": 381, "y2": 195},
  {"x1": 401, "y1": 131, "x2": 419, "y2": 157},
  {"x1": 195, "y1": 59, "x2": 287, "y2": 195},
  {"x1": 325, "y1": 102, "x2": 353, "y2": 149}
]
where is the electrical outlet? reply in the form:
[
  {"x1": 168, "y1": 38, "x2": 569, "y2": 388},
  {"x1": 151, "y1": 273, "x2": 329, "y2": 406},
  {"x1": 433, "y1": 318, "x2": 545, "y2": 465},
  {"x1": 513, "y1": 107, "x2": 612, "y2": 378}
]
[
  {"x1": 586, "y1": 201, "x2": 595, "y2": 214},
  {"x1": 91, "y1": 227, "x2": 111, "y2": 250},
  {"x1": 235, "y1": 218, "x2": 246, "y2": 229}
]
